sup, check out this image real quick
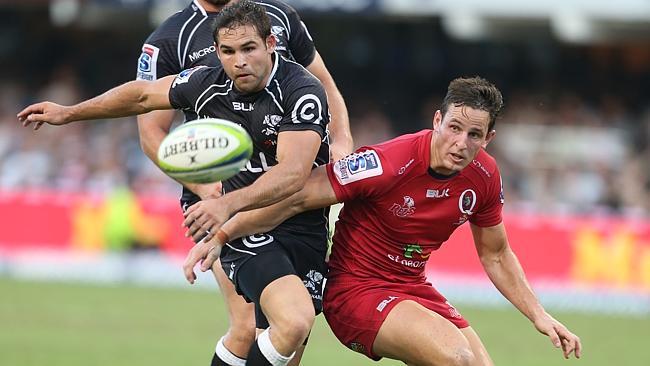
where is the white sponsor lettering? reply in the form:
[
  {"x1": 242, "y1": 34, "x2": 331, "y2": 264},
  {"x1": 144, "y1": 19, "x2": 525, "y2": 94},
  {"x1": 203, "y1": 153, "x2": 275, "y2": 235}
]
[
  {"x1": 241, "y1": 152, "x2": 273, "y2": 173},
  {"x1": 398, "y1": 158, "x2": 415, "y2": 175},
  {"x1": 426, "y1": 188, "x2": 450, "y2": 199},
  {"x1": 232, "y1": 102, "x2": 254, "y2": 111},
  {"x1": 387, "y1": 254, "x2": 427, "y2": 268},
  {"x1": 188, "y1": 45, "x2": 216, "y2": 62}
]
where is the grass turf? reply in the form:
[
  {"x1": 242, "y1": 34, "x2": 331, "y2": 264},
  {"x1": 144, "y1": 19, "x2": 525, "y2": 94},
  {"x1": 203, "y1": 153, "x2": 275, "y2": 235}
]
[{"x1": 1, "y1": 278, "x2": 648, "y2": 365}]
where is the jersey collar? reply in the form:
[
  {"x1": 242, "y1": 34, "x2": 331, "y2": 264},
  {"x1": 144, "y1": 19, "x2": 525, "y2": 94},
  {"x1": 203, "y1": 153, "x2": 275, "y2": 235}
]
[
  {"x1": 192, "y1": 0, "x2": 208, "y2": 16},
  {"x1": 265, "y1": 52, "x2": 280, "y2": 88}
]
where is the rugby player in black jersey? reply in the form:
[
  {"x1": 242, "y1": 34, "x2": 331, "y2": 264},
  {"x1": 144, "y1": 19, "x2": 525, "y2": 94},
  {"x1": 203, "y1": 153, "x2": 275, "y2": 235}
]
[
  {"x1": 19, "y1": 2, "x2": 336, "y2": 365},
  {"x1": 134, "y1": 1, "x2": 351, "y2": 365}
]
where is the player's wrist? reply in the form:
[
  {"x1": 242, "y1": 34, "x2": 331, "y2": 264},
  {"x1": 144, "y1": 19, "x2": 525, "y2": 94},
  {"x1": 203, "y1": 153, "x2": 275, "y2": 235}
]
[{"x1": 215, "y1": 228, "x2": 230, "y2": 244}]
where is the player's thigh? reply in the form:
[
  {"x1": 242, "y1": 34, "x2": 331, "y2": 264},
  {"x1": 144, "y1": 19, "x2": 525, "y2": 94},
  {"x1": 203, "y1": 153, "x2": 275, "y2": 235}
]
[
  {"x1": 211, "y1": 258, "x2": 255, "y2": 329},
  {"x1": 373, "y1": 300, "x2": 475, "y2": 366},
  {"x1": 460, "y1": 326, "x2": 493, "y2": 366},
  {"x1": 260, "y1": 274, "x2": 315, "y2": 329}
]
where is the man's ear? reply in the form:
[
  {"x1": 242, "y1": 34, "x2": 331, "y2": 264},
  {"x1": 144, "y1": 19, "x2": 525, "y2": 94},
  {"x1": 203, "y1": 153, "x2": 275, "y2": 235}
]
[
  {"x1": 483, "y1": 130, "x2": 496, "y2": 148},
  {"x1": 432, "y1": 110, "x2": 442, "y2": 132},
  {"x1": 266, "y1": 35, "x2": 276, "y2": 53}
]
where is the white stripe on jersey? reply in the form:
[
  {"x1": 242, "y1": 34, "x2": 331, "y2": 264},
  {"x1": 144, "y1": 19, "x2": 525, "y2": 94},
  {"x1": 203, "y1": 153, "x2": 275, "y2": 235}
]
[
  {"x1": 182, "y1": 15, "x2": 209, "y2": 69},
  {"x1": 196, "y1": 81, "x2": 234, "y2": 115},
  {"x1": 177, "y1": 12, "x2": 198, "y2": 68},
  {"x1": 265, "y1": 52, "x2": 279, "y2": 88},
  {"x1": 225, "y1": 243, "x2": 257, "y2": 256},
  {"x1": 274, "y1": 79, "x2": 283, "y2": 101},
  {"x1": 264, "y1": 88, "x2": 284, "y2": 113},
  {"x1": 195, "y1": 81, "x2": 232, "y2": 112},
  {"x1": 256, "y1": 1, "x2": 291, "y2": 36}
]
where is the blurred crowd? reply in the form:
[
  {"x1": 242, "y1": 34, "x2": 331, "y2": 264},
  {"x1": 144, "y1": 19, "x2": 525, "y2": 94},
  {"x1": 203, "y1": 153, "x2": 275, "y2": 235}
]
[{"x1": 1, "y1": 73, "x2": 648, "y2": 217}]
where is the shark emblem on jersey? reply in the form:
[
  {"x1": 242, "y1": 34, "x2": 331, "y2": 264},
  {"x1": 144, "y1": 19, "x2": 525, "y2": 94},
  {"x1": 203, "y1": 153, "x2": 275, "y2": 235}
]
[{"x1": 262, "y1": 114, "x2": 282, "y2": 136}]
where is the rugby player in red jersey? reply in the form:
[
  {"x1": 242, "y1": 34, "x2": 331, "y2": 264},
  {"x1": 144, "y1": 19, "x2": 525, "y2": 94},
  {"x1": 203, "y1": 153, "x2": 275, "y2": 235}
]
[{"x1": 183, "y1": 77, "x2": 582, "y2": 365}]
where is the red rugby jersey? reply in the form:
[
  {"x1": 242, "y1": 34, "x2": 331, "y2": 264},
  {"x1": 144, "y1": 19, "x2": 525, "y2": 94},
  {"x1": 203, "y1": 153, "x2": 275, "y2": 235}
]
[{"x1": 326, "y1": 130, "x2": 504, "y2": 282}]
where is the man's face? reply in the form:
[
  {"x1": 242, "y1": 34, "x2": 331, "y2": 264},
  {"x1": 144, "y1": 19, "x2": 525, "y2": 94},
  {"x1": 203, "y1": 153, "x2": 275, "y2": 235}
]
[
  {"x1": 216, "y1": 25, "x2": 275, "y2": 93},
  {"x1": 430, "y1": 104, "x2": 495, "y2": 175}
]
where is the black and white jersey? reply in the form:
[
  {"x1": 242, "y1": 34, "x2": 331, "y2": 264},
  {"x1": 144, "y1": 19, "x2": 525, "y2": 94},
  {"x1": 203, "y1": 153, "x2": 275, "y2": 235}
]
[
  {"x1": 135, "y1": 0, "x2": 316, "y2": 83},
  {"x1": 169, "y1": 54, "x2": 330, "y2": 237},
  {"x1": 135, "y1": 0, "x2": 318, "y2": 206}
]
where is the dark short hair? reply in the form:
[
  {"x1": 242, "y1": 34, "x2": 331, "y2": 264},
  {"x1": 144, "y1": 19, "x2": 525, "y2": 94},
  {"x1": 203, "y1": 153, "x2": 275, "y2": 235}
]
[
  {"x1": 441, "y1": 77, "x2": 504, "y2": 132},
  {"x1": 212, "y1": 0, "x2": 271, "y2": 44}
]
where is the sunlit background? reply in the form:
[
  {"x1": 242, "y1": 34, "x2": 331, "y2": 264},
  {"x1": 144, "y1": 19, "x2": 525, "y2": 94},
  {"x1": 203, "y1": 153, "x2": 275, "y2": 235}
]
[{"x1": 1, "y1": 1, "x2": 649, "y2": 365}]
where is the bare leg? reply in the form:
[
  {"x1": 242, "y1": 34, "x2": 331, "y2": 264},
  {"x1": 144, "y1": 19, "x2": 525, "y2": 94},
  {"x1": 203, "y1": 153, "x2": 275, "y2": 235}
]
[
  {"x1": 211, "y1": 259, "x2": 256, "y2": 358},
  {"x1": 372, "y1": 300, "x2": 482, "y2": 366}
]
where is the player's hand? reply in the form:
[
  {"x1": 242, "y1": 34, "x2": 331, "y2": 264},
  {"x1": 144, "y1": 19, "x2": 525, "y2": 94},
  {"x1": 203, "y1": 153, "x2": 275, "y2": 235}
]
[
  {"x1": 533, "y1": 312, "x2": 582, "y2": 359},
  {"x1": 185, "y1": 181, "x2": 223, "y2": 200},
  {"x1": 182, "y1": 238, "x2": 223, "y2": 284},
  {"x1": 329, "y1": 141, "x2": 353, "y2": 162},
  {"x1": 182, "y1": 197, "x2": 232, "y2": 243},
  {"x1": 17, "y1": 102, "x2": 71, "y2": 130}
]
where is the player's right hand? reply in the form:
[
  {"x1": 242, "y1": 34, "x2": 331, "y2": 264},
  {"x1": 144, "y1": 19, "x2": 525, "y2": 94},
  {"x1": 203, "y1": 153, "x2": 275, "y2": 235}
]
[
  {"x1": 17, "y1": 102, "x2": 71, "y2": 130},
  {"x1": 182, "y1": 238, "x2": 223, "y2": 284}
]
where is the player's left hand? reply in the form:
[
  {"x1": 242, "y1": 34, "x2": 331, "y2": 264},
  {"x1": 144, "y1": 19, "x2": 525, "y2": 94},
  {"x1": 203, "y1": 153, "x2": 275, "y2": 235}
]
[
  {"x1": 533, "y1": 312, "x2": 582, "y2": 359},
  {"x1": 182, "y1": 197, "x2": 231, "y2": 243},
  {"x1": 17, "y1": 102, "x2": 71, "y2": 130},
  {"x1": 182, "y1": 238, "x2": 223, "y2": 284}
]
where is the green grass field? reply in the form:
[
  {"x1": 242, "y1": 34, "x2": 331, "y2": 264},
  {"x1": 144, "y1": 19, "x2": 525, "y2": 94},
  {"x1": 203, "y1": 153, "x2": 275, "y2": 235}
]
[{"x1": 1, "y1": 278, "x2": 648, "y2": 365}]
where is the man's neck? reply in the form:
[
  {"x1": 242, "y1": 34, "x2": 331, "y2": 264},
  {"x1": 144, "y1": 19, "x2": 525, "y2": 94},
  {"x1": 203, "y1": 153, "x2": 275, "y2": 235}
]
[{"x1": 196, "y1": 0, "x2": 227, "y2": 13}]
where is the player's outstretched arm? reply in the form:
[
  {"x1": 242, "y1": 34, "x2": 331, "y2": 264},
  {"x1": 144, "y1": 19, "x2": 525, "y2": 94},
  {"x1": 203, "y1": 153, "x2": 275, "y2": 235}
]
[
  {"x1": 306, "y1": 52, "x2": 353, "y2": 161},
  {"x1": 471, "y1": 223, "x2": 582, "y2": 359},
  {"x1": 18, "y1": 75, "x2": 176, "y2": 130},
  {"x1": 137, "y1": 110, "x2": 222, "y2": 199},
  {"x1": 182, "y1": 165, "x2": 338, "y2": 283},
  {"x1": 182, "y1": 129, "x2": 323, "y2": 243}
]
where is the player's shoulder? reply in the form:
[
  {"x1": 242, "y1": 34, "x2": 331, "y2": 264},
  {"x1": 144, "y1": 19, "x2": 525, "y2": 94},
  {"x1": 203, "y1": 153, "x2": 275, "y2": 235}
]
[
  {"x1": 463, "y1": 148, "x2": 500, "y2": 183},
  {"x1": 275, "y1": 55, "x2": 321, "y2": 90},
  {"x1": 256, "y1": 0, "x2": 298, "y2": 17},
  {"x1": 172, "y1": 65, "x2": 222, "y2": 88},
  {"x1": 145, "y1": 4, "x2": 198, "y2": 44},
  {"x1": 373, "y1": 130, "x2": 431, "y2": 161}
]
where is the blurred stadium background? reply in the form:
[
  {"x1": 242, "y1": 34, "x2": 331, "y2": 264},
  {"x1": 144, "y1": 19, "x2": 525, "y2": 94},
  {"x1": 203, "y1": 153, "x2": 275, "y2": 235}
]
[{"x1": 1, "y1": 0, "x2": 649, "y2": 365}]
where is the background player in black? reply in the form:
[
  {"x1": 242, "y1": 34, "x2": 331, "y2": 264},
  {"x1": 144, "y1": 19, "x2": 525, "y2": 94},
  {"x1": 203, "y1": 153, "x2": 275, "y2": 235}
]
[
  {"x1": 134, "y1": 0, "x2": 351, "y2": 364},
  {"x1": 19, "y1": 2, "x2": 330, "y2": 365}
]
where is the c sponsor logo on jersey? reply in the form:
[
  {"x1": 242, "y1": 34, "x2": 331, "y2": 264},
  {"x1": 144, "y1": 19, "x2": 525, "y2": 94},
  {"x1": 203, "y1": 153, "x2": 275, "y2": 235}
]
[
  {"x1": 137, "y1": 44, "x2": 159, "y2": 81},
  {"x1": 389, "y1": 196, "x2": 416, "y2": 218},
  {"x1": 291, "y1": 94, "x2": 323, "y2": 125},
  {"x1": 333, "y1": 150, "x2": 383, "y2": 185},
  {"x1": 172, "y1": 65, "x2": 206, "y2": 88},
  {"x1": 242, "y1": 234, "x2": 274, "y2": 248}
]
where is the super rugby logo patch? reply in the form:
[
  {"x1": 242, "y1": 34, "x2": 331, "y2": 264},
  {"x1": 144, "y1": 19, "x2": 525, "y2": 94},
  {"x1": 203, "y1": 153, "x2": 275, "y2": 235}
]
[
  {"x1": 333, "y1": 150, "x2": 383, "y2": 185},
  {"x1": 137, "y1": 44, "x2": 159, "y2": 81},
  {"x1": 172, "y1": 66, "x2": 207, "y2": 88}
]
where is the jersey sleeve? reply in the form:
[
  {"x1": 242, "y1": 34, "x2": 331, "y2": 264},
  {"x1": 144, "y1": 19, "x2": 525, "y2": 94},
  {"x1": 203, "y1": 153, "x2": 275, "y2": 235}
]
[
  {"x1": 135, "y1": 37, "x2": 179, "y2": 81},
  {"x1": 278, "y1": 78, "x2": 329, "y2": 138},
  {"x1": 168, "y1": 66, "x2": 210, "y2": 111},
  {"x1": 286, "y1": 6, "x2": 316, "y2": 66},
  {"x1": 469, "y1": 166, "x2": 504, "y2": 227},
  {"x1": 326, "y1": 147, "x2": 393, "y2": 202}
]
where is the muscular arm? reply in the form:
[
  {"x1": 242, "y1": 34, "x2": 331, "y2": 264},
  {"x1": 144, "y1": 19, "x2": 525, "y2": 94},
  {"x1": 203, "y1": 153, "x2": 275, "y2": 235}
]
[
  {"x1": 471, "y1": 223, "x2": 582, "y2": 358},
  {"x1": 182, "y1": 129, "x2": 323, "y2": 241},
  {"x1": 223, "y1": 165, "x2": 338, "y2": 239},
  {"x1": 137, "y1": 109, "x2": 221, "y2": 199},
  {"x1": 18, "y1": 76, "x2": 176, "y2": 128},
  {"x1": 183, "y1": 164, "x2": 338, "y2": 281},
  {"x1": 306, "y1": 52, "x2": 353, "y2": 160}
]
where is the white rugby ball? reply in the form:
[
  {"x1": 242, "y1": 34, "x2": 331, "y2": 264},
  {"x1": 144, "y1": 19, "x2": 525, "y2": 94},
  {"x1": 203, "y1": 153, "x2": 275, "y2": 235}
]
[{"x1": 157, "y1": 118, "x2": 253, "y2": 183}]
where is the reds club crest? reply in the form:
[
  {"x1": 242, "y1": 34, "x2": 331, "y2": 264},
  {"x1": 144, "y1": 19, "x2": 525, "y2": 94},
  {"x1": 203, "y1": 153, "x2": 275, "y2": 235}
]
[{"x1": 389, "y1": 195, "x2": 416, "y2": 218}]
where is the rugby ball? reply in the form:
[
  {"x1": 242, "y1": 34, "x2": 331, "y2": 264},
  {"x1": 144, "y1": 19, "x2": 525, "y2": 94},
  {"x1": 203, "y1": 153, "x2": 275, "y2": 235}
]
[{"x1": 157, "y1": 118, "x2": 253, "y2": 183}]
